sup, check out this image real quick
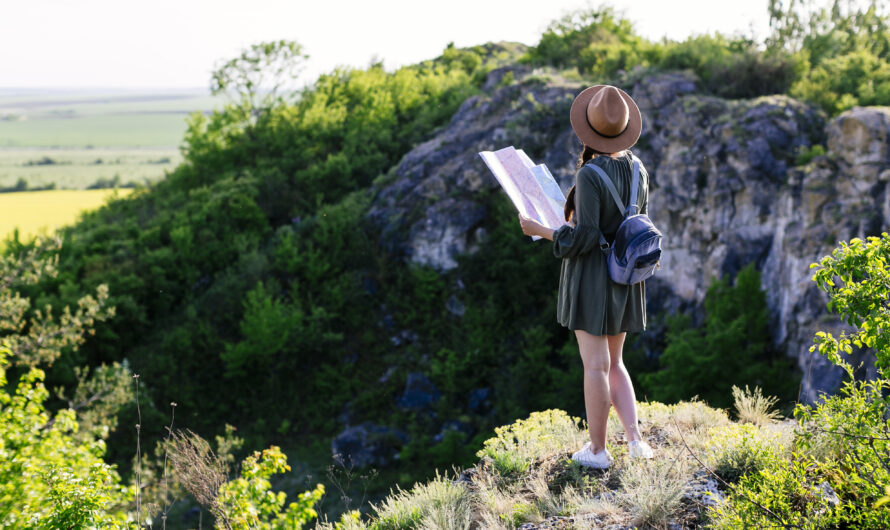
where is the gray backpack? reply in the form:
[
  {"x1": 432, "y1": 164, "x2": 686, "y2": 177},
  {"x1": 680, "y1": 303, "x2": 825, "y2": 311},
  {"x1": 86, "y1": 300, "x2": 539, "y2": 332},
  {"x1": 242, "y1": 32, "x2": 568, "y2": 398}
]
[{"x1": 585, "y1": 156, "x2": 662, "y2": 285}]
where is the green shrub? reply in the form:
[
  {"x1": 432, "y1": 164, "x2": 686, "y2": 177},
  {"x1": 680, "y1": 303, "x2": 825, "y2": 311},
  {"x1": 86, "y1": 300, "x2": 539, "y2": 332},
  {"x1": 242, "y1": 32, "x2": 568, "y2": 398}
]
[
  {"x1": 524, "y1": 6, "x2": 655, "y2": 79},
  {"x1": 792, "y1": 376, "x2": 890, "y2": 528},
  {"x1": 809, "y1": 234, "x2": 890, "y2": 371},
  {"x1": 640, "y1": 263, "x2": 799, "y2": 409},
  {"x1": 0, "y1": 242, "x2": 131, "y2": 528},
  {"x1": 704, "y1": 423, "x2": 790, "y2": 484},
  {"x1": 216, "y1": 446, "x2": 324, "y2": 529},
  {"x1": 709, "y1": 233, "x2": 890, "y2": 528},
  {"x1": 706, "y1": 450, "x2": 842, "y2": 529},
  {"x1": 658, "y1": 34, "x2": 799, "y2": 98},
  {"x1": 475, "y1": 409, "x2": 584, "y2": 477},
  {"x1": 794, "y1": 143, "x2": 826, "y2": 166},
  {"x1": 768, "y1": 0, "x2": 890, "y2": 114}
]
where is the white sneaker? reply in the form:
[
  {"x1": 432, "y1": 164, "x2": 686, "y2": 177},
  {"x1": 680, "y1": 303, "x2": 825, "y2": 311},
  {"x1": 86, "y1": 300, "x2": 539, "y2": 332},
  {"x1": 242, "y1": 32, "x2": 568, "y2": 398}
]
[
  {"x1": 628, "y1": 439, "x2": 654, "y2": 459},
  {"x1": 572, "y1": 441, "x2": 612, "y2": 469}
]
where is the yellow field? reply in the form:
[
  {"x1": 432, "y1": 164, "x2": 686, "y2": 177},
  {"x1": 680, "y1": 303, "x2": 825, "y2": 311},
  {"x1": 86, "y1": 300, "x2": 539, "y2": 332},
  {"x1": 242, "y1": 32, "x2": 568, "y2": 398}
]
[{"x1": 0, "y1": 188, "x2": 134, "y2": 244}]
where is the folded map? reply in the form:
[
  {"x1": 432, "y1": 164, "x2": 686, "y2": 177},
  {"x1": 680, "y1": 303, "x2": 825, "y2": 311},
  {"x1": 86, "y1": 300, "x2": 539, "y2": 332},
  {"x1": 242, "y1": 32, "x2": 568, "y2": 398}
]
[{"x1": 478, "y1": 146, "x2": 566, "y2": 240}]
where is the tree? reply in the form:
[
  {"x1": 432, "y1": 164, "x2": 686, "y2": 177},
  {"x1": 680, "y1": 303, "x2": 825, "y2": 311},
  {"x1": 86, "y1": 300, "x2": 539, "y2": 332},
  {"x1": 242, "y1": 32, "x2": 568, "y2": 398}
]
[
  {"x1": 0, "y1": 237, "x2": 132, "y2": 528},
  {"x1": 640, "y1": 264, "x2": 798, "y2": 408},
  {"x1": 1, "y1": 236, "x2": 114, "y2": 368},
  {"x1": 809, "y1": 233, "x2": 890, "y2": 374},
  {"x1": 210, "y1": 40, "x2": 310, "y2": 115}
]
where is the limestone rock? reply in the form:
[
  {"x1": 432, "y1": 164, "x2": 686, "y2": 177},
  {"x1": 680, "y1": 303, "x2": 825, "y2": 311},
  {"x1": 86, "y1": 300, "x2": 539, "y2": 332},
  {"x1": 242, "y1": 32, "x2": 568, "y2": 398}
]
[{"x1": 366, "y1": 69, "x2": 890, "y2": 403}]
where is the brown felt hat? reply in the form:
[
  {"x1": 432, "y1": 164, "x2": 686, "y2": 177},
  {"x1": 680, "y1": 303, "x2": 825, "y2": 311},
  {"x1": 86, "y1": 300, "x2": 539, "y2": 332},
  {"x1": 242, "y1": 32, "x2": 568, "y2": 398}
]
[{"x1": 569, "y1": 84, "x2": 642, "y2": 153}]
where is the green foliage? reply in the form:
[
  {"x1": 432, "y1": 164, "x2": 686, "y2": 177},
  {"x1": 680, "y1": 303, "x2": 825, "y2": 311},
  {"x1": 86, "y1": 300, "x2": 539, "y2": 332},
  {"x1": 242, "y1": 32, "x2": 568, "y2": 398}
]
[
  {"x1": 768, "y1": 0, "x2": 890, "y2": 114},
  {"x1": 640, "y1": 264, "x2": 798, "y2": 408},
  {"x1": 526, "y1": 2, "x2": 890, "y2": 106},
  {"x1": 709, "y1": 378, "x2": 890, "y2": 528},
  {"x1": 792, "y1": 377, "x2": 890, "y2": 528},
  {"x1": 475, "y1": 409, "x2": 583, "y2": 478},
  {"x1": 18, "y1": 44, "x2": 495, "y2": 460},
  {"x1": 210, "y1": 40, "x2": 309, "y2": 113},
  {"x1": 0, "y1": 349, "x2": 134, "y2": 528},
  {"x1": 706, "y1": 449, "x2": 843, "y2": 529},
  {"x1": 221, "y1": 280, "x2": 301, "y2": 377},
  {"x1": 0, "y1": 240, "x2": 134, "y2": 528},
  {"x1": 525, "y1": 6, "x2": 797, "y2": 98},
  {"x1": 216, "y1": 446, "x2": 324, "y2": 530},
  {"x1": 809, "y1": 233, "x2": 890, "y2": 372},
  {"x1": 703, "y1": 423, "x2": 790, "y2": 484},
  {"x1": 657, "y1": 34, "x2": 800, "y2": 98},
  {"x1": 709, "y1": 234, "x2": 890, "y2": 528},
  {"x1": 0, "y1": 236, "x2": 114, "y2": 369},
  {"x1": 795, "y1": 143, "x2": 826, "y2": 165},
  {"x1": 526, "y1": 6, "x2": 656, "y2": 79}
]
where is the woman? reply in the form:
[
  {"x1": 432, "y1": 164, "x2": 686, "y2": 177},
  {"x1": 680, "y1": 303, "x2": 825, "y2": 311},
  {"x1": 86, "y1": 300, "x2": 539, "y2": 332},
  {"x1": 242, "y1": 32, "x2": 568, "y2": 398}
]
[{"x1": 518, "y1": 84, "x2": 655, "y2": 469}]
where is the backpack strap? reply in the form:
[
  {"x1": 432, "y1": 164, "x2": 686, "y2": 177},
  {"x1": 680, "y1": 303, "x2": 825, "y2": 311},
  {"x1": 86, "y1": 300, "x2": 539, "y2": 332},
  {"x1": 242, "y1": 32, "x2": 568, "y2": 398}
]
[
  {"x1": 583, "y1": 157, "x2": 644, "y2": 253},
  {"x1": 627, "y1": 158, "x2": 641, "y2": 217}
]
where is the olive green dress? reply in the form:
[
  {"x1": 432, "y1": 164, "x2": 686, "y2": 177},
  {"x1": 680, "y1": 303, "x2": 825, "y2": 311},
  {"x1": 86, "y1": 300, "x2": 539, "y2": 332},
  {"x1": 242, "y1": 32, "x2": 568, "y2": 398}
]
[{"x1": 552, "y1": 153, "x2": 649, "y2": 336}]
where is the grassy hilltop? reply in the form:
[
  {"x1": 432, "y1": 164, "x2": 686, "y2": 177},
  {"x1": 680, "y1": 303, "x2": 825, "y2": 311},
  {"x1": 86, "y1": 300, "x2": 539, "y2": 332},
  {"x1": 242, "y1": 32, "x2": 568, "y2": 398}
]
[{"x1": 312, "y1": 396, "x2": 801, "y2": 529}]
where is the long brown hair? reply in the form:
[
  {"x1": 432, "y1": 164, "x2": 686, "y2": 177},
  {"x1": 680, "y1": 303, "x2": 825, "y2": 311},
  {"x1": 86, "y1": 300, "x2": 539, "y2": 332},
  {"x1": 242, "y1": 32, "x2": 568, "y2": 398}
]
[{"x1": 564, "y1": 145, "x2": 614, "y2": 222}]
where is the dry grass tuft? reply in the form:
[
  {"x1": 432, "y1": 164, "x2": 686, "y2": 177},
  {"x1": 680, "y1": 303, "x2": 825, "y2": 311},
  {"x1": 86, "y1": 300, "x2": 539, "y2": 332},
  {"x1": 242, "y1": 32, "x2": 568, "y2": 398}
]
[
  {"x1": 640, "y1": 399, "x2": 731, "y2": 453},
  {"x1": 732, "y1": 385, "x2": 781, "y2": 425},
  {"x1": 473, "y1": 465, "x2": 532, "y2": 528},
  {"x1": 166, "y1": 428, "x2": 230, "y2": 527},
  {"x1": 370, "y1": 468, "x2": 474, "y2": 529},
  {"x1": 616, "y1": 447, "x2": 692, "y2": 528}
]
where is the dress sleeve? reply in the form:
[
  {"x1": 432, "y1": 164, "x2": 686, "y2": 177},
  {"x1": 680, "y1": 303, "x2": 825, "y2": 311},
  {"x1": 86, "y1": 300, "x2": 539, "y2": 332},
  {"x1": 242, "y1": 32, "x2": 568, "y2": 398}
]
[{"x1": 552, "y1": 166, "x2": 603, "y2": 259}]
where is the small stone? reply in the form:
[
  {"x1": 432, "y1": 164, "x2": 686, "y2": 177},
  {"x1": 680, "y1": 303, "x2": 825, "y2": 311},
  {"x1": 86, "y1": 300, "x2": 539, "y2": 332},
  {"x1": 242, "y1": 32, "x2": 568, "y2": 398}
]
[{"x1": 446, "y1": 294, "x2": 466, "y2": 316}]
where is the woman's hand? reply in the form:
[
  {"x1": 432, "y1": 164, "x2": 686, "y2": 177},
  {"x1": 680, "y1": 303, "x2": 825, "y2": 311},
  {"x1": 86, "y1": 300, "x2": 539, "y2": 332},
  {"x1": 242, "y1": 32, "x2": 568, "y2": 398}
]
[{"x1": 518, "y1": 213, "x2": 555, "y2": 240}]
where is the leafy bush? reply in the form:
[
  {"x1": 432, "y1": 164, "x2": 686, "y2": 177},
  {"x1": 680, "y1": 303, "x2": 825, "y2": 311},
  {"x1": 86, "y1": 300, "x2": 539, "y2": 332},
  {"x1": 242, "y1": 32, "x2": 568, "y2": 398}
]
[
  {"x1": 16, "y1": 41, "x2": 499, "y2": 459},
  {"x1": 216, "y1": 446, "x2": 325, "y2": 529},
  {"x1": 525, "y1": 6, "x2": 656, "y2": 79},
  {"x1": 475, "y1": 409, "x2": 584, "y2": 477},
  {"x1": 706, "y1": 449, "x2": 842, "y2": 529},
  {"x1": 657, "y1": 34, "x2": 799, "y2": 98},
  {"x1": 704, "y1": 423, "x2": 791, "y2": 484},
  {"x1": 809, "y1": 234, "x2": 890, "y2": 372},
  {"x1": 525, "y1": 6, "x2": 797, "y2": 98},
  {"x1": 708, "y1": 233, "x2": 890, "y2": 527},
  {"x1": 0, "y1": 241, "x2": 132, "y2": 528},
  {"x1": 794, "y1": 143, "x2": 826, "y2": 166},
  {"x1": 768, "y1": 0, "x2": 890, "y2": 114}
]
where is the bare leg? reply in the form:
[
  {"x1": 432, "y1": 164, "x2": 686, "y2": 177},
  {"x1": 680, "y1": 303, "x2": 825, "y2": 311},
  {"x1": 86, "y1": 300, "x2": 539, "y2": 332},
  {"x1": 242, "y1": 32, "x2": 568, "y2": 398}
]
[
  {"x1": 606, "y1": 333, "x2": 642, "y2": 442},
  {"x1": 574, "y1": 329, "x2": 611, "y2": 453}
]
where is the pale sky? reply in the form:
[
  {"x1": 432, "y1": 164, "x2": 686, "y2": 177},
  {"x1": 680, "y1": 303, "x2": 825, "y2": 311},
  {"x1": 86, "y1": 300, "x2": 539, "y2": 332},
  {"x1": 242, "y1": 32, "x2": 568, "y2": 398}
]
[{"x1": 1, "y1": 0, "x2": 774, "y2": 89}]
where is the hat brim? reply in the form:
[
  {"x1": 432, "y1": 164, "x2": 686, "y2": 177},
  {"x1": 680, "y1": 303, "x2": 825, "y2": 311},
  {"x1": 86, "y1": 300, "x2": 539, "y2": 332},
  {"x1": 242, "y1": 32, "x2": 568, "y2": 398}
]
[{"x1": 569, "y1": 85, "x2": 642, "y2": 153}]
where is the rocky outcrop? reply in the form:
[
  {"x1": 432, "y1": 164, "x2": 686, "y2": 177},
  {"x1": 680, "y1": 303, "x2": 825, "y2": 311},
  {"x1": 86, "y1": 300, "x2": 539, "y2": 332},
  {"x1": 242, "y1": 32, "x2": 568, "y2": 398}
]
[
  {"x1": 367, "y1": 66, "x2": 890, "y2": 404},
  {"x1": 331, "y1": 422, "x2": 410, "y2": 469}
]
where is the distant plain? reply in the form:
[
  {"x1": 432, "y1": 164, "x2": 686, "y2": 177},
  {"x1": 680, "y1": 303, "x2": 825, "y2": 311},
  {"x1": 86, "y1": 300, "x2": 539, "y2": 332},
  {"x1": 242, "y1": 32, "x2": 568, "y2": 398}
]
[
  {"x1": 0, "y1": 88, "x2": 224, "y2": 189},
  {"x1": 0, "y1": 88, "x2": 224, "y2": 241}
]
